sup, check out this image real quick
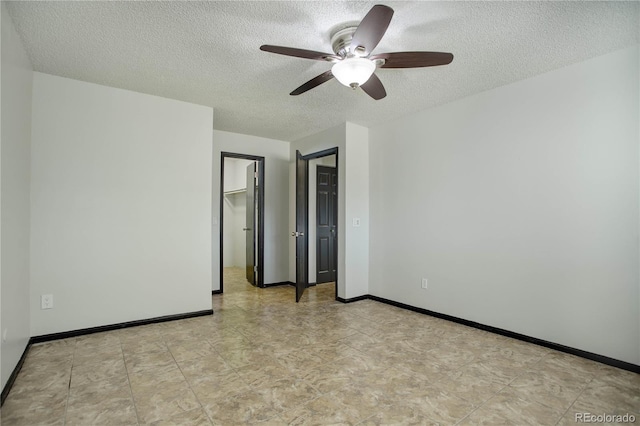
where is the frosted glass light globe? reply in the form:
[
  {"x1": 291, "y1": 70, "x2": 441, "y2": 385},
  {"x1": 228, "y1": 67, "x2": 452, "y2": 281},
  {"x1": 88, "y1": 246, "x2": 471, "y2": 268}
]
[{"x1": 332, "y1": 57, "x2": 376, "y2": 88}]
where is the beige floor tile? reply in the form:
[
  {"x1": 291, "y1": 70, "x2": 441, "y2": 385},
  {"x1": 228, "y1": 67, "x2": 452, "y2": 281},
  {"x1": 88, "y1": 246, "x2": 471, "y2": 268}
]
[
  {"x1": 166, "y1": 340, "x2": 219, "y2": 363},
  {"x1": 128, "y1": 363, "x2": 186, "y2": 395},
  {"x1": 400, "y1": 386, "x2": 477, "y2": 424},
  {"x1": 28, "y1": 339, "x2": 77, "y2": 359},
  {"x1": 4, "y1": 266, "x2": 638, "y2": 425},
  {"x1": 121, "y1": 340, "x2": 168, "y2": 358},
  {"x1": 177, "y1": 355, "x2": 231, "y2": 381},
  {"x1": 117, "y1": 325, "x2": 163, "y2": 342},
  {"x1": 274, "y1": 348, "x2": 326, "y2": 373},
  {"x1": 257, "y1": 378, "x2": 321, "y2": 413},
  {"x1": 1, "y1": 408, "x2": 66, "y2": 426},
  {"x1": 359, "y1": 405, "x2": 441, "y2": 426},
  {"x1": 507, "y1": 369, "x2": 585, "y2": 413},
  {"x1": 202, "y1": 389, "x2": 280, "y2": 425},
  {"x1": 570, "y1": 377, "x2": 640, "y2": 416},
  {"x1": 66, "y1": 381, "x2": 137, "y2": 425},
  {"x1": 70, "y1": 358, "x2": 129, "y2": 389},
  {"x1": 9, "y1": 363, "x2": 71, "y2": 396},
  {"x1": 75, "y1": 331, "x2": 121, "y2": 350},
  {"x1": 295, "y1": 363, "x2": 356, "y2": 395},
  {"x1": 279, "y1": 394, "x2": 361, "y2": 425},
  {"x1": 187, "y1": 367, "x2": 251, "y2": 402},
  {"x1": 73, "y1": 342, "x2": 124, "y2": 366},
  {"x1": 125, "y1": 348, "x2": 177, "y2": 373},
  {"x1": 592, "y1": 365, "x2": 640, "y2": 395},
  {"x1": 436, "y1": 364, "x2": 507, "y2": 405},
  {"x1": 235, "y1": 359, "x2": 293, "y2": 389},
  {"x1": 1, "y1": 389, "x2": 67, "y2": 426},
  {"x1": 473, "y1": 356, "x2": 531, "y2": 384},
  {"x1": 145, "y1": 407, "x2": 212, "y2": 425},
  {"x1": 393, "y1": 352, "x2": 452, "y2": 382},
  {"x1": 459, "y1": 387, "x2": 565, "y2": 425},
  {"x1": 425, "y1": 344, "x2": 478, "y2": 369},
  {"x1": 537, "y1": 351, "x2": 601, "y2": 379},
  {"x1": 133, "y1": 383, "x2": 202, "y2": 424}
]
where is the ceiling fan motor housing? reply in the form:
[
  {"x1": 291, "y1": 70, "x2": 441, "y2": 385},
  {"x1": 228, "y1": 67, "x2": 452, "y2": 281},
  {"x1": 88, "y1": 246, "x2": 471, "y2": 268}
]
[{"x1": 330, "y1": 26, "x2": 360, "y2": 57}]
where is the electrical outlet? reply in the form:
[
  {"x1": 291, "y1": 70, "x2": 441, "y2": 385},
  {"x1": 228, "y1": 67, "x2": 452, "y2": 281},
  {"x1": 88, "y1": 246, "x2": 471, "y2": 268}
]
[
  {"x1": 41, "y1": 294, "x2": 53, "y2": 310},
  {"x1": 352, "y1": 217, "x2": 361, "y2": 227},
  {"x1": 421, "y1": 278, "x2": 428, "y2": 289}
]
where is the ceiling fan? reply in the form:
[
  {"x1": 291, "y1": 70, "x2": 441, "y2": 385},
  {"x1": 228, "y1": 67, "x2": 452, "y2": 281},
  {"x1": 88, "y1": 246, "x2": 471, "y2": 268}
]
[{"x1": 260, "y1": 4, "x2": 454, "y2": 100}]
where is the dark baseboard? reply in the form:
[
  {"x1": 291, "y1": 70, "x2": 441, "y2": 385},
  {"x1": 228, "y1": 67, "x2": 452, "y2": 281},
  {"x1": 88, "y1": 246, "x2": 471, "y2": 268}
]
[
  {"x1": 0, "y1": 342, "x2": 30, "y2": 406},
  {"x1": 1, "y1": 309, "x2": 214, "y2": 407},
  {"x1": 264, "y1": 281, "x2": 295, "y2": 288},
  {"x1": 31, "y1": 309, "x2": 213, "y2": 344},
  {"x1": 212, "y1": 289, "x2": 222, "y2": 295},
  {"x1": 366, "y1": 295, "x2": 640, "y2": 374},
  {"x1": 336, "y1": 295, "x2": 369, "y2": 303}
]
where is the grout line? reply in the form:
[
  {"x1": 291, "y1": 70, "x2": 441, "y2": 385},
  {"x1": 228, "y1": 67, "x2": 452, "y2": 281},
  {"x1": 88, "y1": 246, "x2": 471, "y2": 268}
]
[
  {"x1": 167, "y1": 348, "x2": 214, "y2": 425},
  {"x1": 62, "y1": 338, "x2": 79, "y2": 426},
  {"x1": 554, "y1": 385, "x2": 589, "y2": 426},
  {"x1": 121, "y1": 337, "x2": 143, "y2": 426}
]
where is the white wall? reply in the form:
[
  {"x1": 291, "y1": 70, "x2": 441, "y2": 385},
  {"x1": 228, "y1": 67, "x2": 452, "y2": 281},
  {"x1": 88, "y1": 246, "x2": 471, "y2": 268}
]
[
  {"x1": 344, "y1": 123, "x2": 370, "y2": 298},
  {"x1": 222, "y1": 158, "x2": 254, "y2": 268},
  {"x1": 213, "y1": 130, "x2": 290, "y2": 289},
  {"x1": 369, "y1": 46, "x2": 640, "y2": 365},
  {"x1": 289, "y1": 123, "x2": 370, "y2": 299},
  {"x1": 30, "y1": 73, "x2": 213, "y2": 336},
  {"x1": 1, "y1": 3, "x2": 33, "y2": 390}
]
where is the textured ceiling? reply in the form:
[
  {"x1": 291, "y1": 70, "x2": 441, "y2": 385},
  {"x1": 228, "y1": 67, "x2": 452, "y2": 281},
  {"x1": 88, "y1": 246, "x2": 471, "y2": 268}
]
[{"x1": 6, "y1": 1, "x2": 639, "y2": 142}]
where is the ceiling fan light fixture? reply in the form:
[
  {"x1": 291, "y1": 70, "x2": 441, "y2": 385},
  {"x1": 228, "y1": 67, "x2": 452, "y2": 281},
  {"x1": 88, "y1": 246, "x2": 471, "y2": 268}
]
[{"x1": 332, "y1": 57, "x2": 375, "y2": 88}]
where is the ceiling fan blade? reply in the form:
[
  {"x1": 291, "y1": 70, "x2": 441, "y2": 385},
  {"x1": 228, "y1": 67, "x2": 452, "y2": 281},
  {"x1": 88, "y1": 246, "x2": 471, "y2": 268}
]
[
  {"x1": 350, "y1": 5, "x2": 394, "y2": 56},
  {"x1": 260, "y1": 45, "x2": 340, "y2": 62},
  {"x1": 371, "y1": 52, "x2": 454, "y2": 68},
  {"x1": 360, "y1": 73, "x2": 386, "y2": 100},
  {"x1": 290, "y1": 70, "x2": 335, "y2": 96}
]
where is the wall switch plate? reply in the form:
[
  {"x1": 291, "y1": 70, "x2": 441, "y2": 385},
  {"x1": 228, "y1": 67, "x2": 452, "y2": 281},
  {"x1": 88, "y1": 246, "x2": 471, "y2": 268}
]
[
  {"x1": 41, "y1": 294, "x2": 53, "y2": 310},
  {"x1": 421, "y1": 278, "x2": 428, "y2": 289},
  {"x1": 352, "y1": 217, "x2": 361, "y2": 227},
  {"x1": 2, "y1": 329, "x2": 7, "y2": 342}
]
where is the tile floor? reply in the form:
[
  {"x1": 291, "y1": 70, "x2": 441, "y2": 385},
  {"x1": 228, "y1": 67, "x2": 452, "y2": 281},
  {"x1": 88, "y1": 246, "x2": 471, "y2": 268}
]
[{"x1": 1, "y1": 266, "x2": 638, "y2": 425}]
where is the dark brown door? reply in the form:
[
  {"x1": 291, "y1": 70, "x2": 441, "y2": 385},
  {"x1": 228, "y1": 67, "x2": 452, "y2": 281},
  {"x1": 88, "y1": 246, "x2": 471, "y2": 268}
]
[
  {"x1": 295, "y1": 151, "x2": 308, "y2": 302},
  {"x1": 245, "y1": 162, "x2": 257, "y2": 285},
  {"x1": 316, "y1": 166, "x2": 337, "y2": 284}
]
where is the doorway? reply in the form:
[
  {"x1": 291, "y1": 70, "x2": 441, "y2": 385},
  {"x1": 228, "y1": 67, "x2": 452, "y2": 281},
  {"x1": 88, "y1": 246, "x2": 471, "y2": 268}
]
[
  {"x1": 220, "y1": 153, "x2": 265, "y2": 291},
  {"x1": 294, "y1": 148, "x2": 338, "y2": 302},
  {"x1": 310, "y1": 159, "x2": 337, "y2": 284}
]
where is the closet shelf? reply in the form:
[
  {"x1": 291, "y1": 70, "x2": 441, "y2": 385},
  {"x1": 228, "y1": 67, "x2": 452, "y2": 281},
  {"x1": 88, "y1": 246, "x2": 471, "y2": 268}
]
[{"x1": 224, "y1": 188, "x2": 246, "y2": 195}]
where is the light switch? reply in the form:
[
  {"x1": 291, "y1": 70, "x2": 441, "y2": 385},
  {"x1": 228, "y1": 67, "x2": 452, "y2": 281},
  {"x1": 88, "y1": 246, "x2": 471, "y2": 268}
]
[{"x1": 352, "y1": 217, "x2": 361, "y2": 227}]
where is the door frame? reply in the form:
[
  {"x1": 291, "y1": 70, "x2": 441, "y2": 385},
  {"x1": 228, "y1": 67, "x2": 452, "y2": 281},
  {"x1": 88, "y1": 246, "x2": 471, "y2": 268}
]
[
  {"x1": 297, "y1": 147, "x2": 339, "y2": 300},
  {"x1": 220, "y1": 152, "x2": 265, "y2": 291}
]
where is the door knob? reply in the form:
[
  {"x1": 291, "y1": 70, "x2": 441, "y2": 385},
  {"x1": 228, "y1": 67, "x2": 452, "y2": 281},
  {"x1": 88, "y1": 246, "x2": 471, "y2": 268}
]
[
  {"x1": 243, "y1": 228, "x2": 251, "y2": 231},
  {"x1": 291, "y1": 231, "x2": 305, "y2": 237}
]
